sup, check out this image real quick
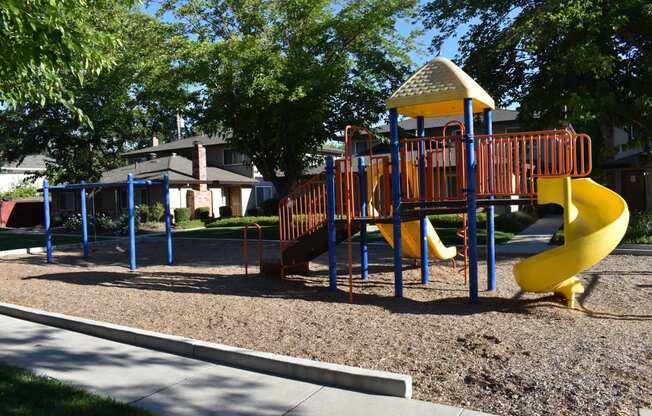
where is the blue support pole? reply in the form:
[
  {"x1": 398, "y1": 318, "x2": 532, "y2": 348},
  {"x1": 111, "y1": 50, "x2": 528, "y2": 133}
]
[
  {"x1": 43, "y1": 180, "x2": 52, "y2": 264},
  {"x1": 325, "y1": 156, "x2": 337, "y2": 291},
  {"x1": 358, "y1": 157, "x2": 368, "y2": 281},
  {"x1": 163, "y1": 175, "x2": 173, "y2": 265},
  {"x1": 484, "y1": 109, "x2": 496, "y2": 291},
  {"x1": 128, "y1": 174, "x2": 137, "y2": 271},
  {"x1": 417, "y1": 116, "x2": 429, "y2": 284},
  {"x1": 464, "y1": 99, "x2": 478, "y2": 303},
  {"x1": 80, "y1": 181, "x2": 89, "y2": 258},
  {"x1": 389, "y1": 108, "x2": 403, "y2": 298}
]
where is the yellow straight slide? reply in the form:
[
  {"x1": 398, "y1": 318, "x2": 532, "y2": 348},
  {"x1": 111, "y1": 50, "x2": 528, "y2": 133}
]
[
  {"x1": 513, "y1": 177, "x2": 629, "y2": 307},
  {"x1": 376, "y1": 219, "x2": 457, "y2": 260}
]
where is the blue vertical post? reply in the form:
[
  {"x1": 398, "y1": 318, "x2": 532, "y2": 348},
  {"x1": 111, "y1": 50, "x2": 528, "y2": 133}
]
[
  {"x1": 128, "y1": 174, "x2": 136, "y2": 271},
  {"x1": 358, "y1": 157, "x2": 368, "y2": 281},
  {"x1": 43, "y1": 180, "x2": 52, "y2": 264},
  {"x1": 80, "y1": 181, "x2": 89, "y2": 258},
  {"x1": 417, "y1": 115, "x2": 429, "y2": 284},
  {"x1": 464, "y1": 99, "x2": 478, "y2": 303},
  {"x1": 484, "y1": 109, "x2": 496, "y2": 291},
  {"x1": 325, "y1": 156, "x2": 337, "y2": 291},
  {"x1": 389, "y1": 108, "x2": 403, "y2": 297},
  {"x1": 163, "y1": 175, "x2": 173, "y2": 265}
]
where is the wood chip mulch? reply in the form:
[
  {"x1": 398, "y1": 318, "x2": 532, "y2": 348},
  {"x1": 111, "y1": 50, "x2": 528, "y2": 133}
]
[{"x1": 0, "y1": 239, "x2": 650, "y2": 416}]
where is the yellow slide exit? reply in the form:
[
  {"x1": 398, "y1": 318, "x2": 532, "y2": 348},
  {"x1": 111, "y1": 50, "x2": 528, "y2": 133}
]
[
  {"x1": 513, "y1": 177, "x2": 629, "y2": 307},
  {"x1": 376, "y1": 220, "x2": 457, "y2": 260}
]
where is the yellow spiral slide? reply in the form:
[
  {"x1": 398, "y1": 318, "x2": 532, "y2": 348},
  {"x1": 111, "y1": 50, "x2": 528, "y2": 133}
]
[{"x1": 514, "y1": 177, "x2": 629, "y2": 307}]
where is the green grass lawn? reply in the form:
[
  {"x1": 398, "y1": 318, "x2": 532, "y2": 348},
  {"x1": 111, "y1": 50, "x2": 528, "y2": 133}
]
[
  {"x1": 0, "y1": 364, "x2": 153, "y2": 416},
  {"x1": 0, "y1": 232, "x2": 84, "y2": 251}
]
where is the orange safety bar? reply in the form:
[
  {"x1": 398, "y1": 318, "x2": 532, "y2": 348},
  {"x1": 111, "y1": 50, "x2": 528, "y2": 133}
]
[{"x1": 243, "y1": 223, "x2": 263, "y2": 277}]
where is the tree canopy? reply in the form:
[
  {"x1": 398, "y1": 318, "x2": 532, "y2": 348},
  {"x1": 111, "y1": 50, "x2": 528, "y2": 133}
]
[
  {"x1": 0, "y1": 0, "x2": 138, "y2": 118},
  {"x1": 159, "y1": 0, "x2": 417, "y2": 195},
  {"x1": 421, "y1": 0, "x2": 652, "y2": 157},
  {"x1": 0, "y1": 10, "x2": 195, "y2": 182}
]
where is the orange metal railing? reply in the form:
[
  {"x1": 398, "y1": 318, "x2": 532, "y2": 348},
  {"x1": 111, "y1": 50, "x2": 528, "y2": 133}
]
[{"x1": 243, "y1": 223, "x2": 263, "y2": 276}]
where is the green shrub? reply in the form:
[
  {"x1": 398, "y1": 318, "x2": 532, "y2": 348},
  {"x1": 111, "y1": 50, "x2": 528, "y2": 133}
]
[
  {"x1": 136, "y1": 205, "x2": 150, "y2": 223},
  {"x1": 494, "y1": 211, "x2": 537, "y2": 233},
  {"x1": 219, "y1": 205, "x2": 232, "y2": 218},
  {"x1": 149, "y1": 202, "x2": 166, "y2": 222},
  {"x1": 174, "y1": 207, "x2": 191, "y2": 222},
  {"x1": 246, "y1": 207, "x2": 263, "y2": 216},
  {"x1": 625, "y1": 211, "x2": 652, "y2": 243},
  {"x1": 206, "y1": 215, "x2": 279, "y2": 228},
  {"x1": 195, "y1": 207, "x2": 211, "y2": 222},
  {"x1": 0, "y1": 182, "x2": 39, "y2": 200},
  {"x1": 260, "y1": 198, "x2": 279, "y2": 216},
  {"x1": 63, "y1": 214, "x2": 83, "y2": 231},
  {"x1": 428, "y1": 212, "x2": 487, "y2": 228},
  {"x1": 92, "y1": 213, "x2": 116, "y2": 233},
  {"x1": 175, "y1": 219, "x2": 205, "y2": 229}
]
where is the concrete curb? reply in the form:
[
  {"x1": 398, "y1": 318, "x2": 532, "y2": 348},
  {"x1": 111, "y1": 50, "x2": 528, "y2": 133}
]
[{"x1": 0, "y1": 302, "x2": 412, "y2": 398}]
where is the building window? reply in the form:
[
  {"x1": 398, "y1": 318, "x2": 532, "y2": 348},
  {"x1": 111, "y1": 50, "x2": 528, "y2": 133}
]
[
  {"x1": 118, "y1": 190, "x2": 128, "y2": 209},
  {"x1": 224, "y1": 149, "x2": 246, "y2": 165},
  {"x1": 255, "y1": 186, "x2": 273, "y2": 206}
]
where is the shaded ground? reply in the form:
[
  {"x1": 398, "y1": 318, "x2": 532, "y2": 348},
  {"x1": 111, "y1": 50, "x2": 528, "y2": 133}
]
[
  {"x1": 0, "y1": 232, "x2": 82, "y2": 251},
  {"x1": 0, "y1": 239, "x2": 650, "y2": 416}
]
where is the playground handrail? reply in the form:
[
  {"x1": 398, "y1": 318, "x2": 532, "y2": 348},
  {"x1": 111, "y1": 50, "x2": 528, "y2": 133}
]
[{"x1": 243, "y1": 223, "x2": 263, "y2": 277}]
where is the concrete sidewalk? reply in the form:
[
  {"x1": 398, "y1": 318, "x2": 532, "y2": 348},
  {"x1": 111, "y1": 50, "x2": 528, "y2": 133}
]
[
  {"x1": 0, "y1": 314, "x2": 491, "y2": 416},
  {"x1": 496, "y1": 215, "x2": 561, "y2": 256}
]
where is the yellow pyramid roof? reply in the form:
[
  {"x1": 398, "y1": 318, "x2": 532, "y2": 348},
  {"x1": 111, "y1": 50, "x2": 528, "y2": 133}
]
[{"x1": 385, "y1": 57, "x2": 495, "y2": 118}]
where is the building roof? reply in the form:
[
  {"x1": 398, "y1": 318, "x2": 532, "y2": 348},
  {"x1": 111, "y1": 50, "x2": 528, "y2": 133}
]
[
  {"x1": 123, "y1": 134, "x2": 229, "y2": 157},
  {"x1": 124, "y1": 134, "x2": 343, "y2": 158},
  {"x1": 0, "y1": 155, "x2": 48, "y2": 171},
  {"x1": 385, "y1": 57, "x2": 495, "y2": 118},
  {"x1": 100, "y1": 155, "x2": 257, "y2": 186}
]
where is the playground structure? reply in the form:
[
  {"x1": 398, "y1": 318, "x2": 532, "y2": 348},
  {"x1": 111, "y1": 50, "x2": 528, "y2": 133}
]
[
  {"x1": 42, "y1": 174, "x2": 174, "y2": 271},
  {"x1": 278, "y1": 57, "x2": 629, "y2": 307}
]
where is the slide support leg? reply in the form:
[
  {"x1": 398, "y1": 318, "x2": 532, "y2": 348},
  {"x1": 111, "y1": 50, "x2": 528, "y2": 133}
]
[
  {"x1": 417, "y1": 116, "x2": 429, "y2": 284},
  {"x1": 326, "y1": 156, "x2": 338, "y2": 292},
  {"x1": 484, "y1": 109, "x2": 496, "y2": 291},
  {"x1": 389, "y1": 108, "x2": 403, "y2": 297},
  {"x1": 464, "y1": 99, "x2": 479, "y2": 303},
  {"x1": 358, "y1": 157, "x2": 368, "y2": 281}
]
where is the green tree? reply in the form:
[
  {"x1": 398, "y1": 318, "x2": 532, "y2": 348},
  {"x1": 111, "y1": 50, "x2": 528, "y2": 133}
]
[
  {"x1": 0, "y1": 11, "x2": 195, "y2": 182},
  {"x1": 0, "y1": 0, "x2": 138, "y2": 117},
  {"x1": 421, "y1": 0, "x2": 652, "y2": 159},
  {"x1": 161, "y1": 0, "x2": 417, "y2": 196}
]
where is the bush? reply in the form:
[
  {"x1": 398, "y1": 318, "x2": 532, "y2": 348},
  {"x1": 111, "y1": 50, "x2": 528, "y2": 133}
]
[
  {"x1": 62, "y1": 214, "x2": 83, "y2": 231},
  {"x1": 625, "y1": 211, "x2": 652, "y2": 243},
  {"x1": 115, "y1": 213, "x2": 137, "y2": 236},
  {"x1": 149, "y1": 202, "x2": 165, "y2": 222},
  {"x1": 0, "y1": 182, "x2": 39, "y2": 200},
  {"x1": 175, "y1": 219, "x2": 205, "y2": 229},
  {"x1": 195, "y1": 207, "x2": 211, "y2": 222},
  {"x1": 260, "y1": 198, "x2": 279, "y2": 216},
  {"x1": 246, "y1": 207, "x2": 262, "y2": 216},
  {"x1": 92, "y1": 213, "x2": 116, "y2": 233},
  {"x1": 136, "y1": 205, "x2": 150, "y2": 223},
  {"x1": 206, "y1": 215, "x2": 279, "y2": 228},
  {"x1": 219, "y1": 205, "x2": 232, "y2": 218},
  {"x1": 174, "y1": 207, "x2": 191, "y2": 223},
  {"x1": 494, "y1": 211, "x2": 537, "y2": 233}
]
